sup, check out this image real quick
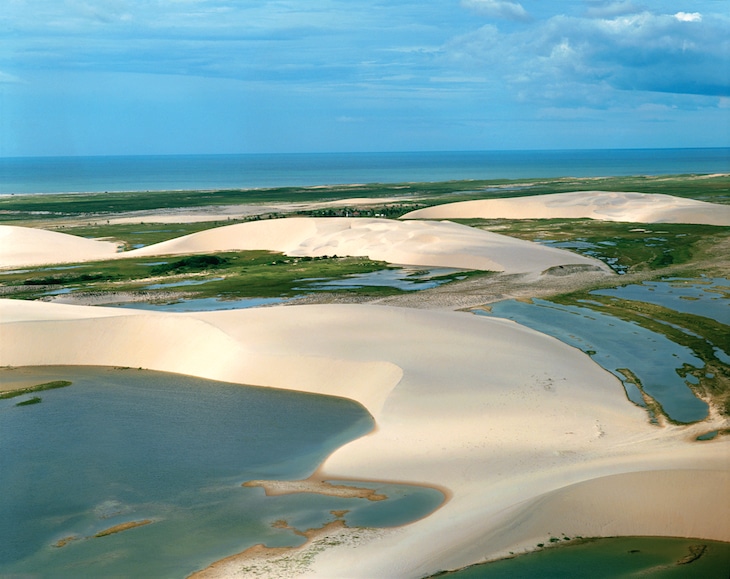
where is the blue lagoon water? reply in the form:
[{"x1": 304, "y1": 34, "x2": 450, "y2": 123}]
[
  {"x1": 0, "y1": 366, "x2": 444, "y2": 578},
  {"x1": 2, "y1": 148, "x2": 728, "y2": 194},
  {"x1": 592, "y1": 277, "x2": 730, "y2": 322}
]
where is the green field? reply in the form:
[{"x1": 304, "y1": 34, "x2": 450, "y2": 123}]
[{"x1": 1, "y1": 174, "x2": 728, "y2": 223}]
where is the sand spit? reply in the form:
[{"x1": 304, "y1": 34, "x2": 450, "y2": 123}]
[
  {"x1": 243, "y1": 479, "x2": 388, "y2": 501},
  {"x1": 0, "y1": 225, "x2": 120, "y2": 268},
  {"x1": 401, "y1": 191, "x2": 730, "y2": 226},
  {"x1": 1, "y1": 299, "x2": 726, "y2": 578},
  {"x1": 126, "y1": 217, "x2": 610, "y2": 276}
]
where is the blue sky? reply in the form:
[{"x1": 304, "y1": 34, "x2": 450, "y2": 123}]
[{"x1": 1, "y1": 0, "x2": 728, "y2": 156}]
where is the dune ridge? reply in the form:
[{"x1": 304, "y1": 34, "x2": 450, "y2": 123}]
[
  {"x1": 126, "y1": 217, "x2": 610, "y2": 275},
  {"x1": 1, "y1": 299, "x2": 726, "y2": 578},
  {"x1": 0, "y1": 218, "x2": 611, "y2": 276},
  {"x1": 0, "y1": 225, "x2": 120, "y2": 268},
  {"x1": 401, "y1": 191, "x2": 730, "y2": 225}
]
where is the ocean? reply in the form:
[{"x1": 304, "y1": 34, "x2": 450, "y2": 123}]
[{"x1": 1, "y1": 148, "x2": 728, "y2": 195}]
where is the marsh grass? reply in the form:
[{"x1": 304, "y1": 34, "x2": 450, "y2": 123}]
[
  {"x1": 457, "y1": 218, "x2": 730, "y2": 275},
  {"x1": 0, "y1": 251, "x2": 414, "y2": 300},
  {"x1": 0, "y1": 380, "x2": 72, "y2": 400},
  {"x1": 15, "y1": 396, "x2": 42, "y2": 406}
]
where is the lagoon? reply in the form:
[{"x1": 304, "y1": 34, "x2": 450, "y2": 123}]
[
  {"x1": 592, "y1": 277, "x2": 730, "y2": 322},
  {"x1": 435, "y1": 536, "x2": 730, "y2": 578},
  {"x1": 0, "y1": 366, "x2": 443, "y2": 578}
]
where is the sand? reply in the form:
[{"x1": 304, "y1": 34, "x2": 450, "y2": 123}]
[
  {"x1": 125, "y1": 217, "x2": 611, "y2": 276},
  {"x1": 401, "y1": 191, "x2": 730, "y2": 226},
  {"x1": 1, "y1": 299, "x2": 727, "y2": 578},
  {"x1": 0, "y1": 218, "x2": 612, "y2": 277},
  {"x1": 0, "y1": 225, "x2": 120, "y2": 268}
]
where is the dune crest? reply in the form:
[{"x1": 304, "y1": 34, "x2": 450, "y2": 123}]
[
  {"x1": 0, "y1": 218, "x2": 612, "y2": 277},
  {"x1": 0, "y1": 225, "x2": 120, "y2": 268},
  {"x1": 401, "y1": 191, "x2": 730, "y2": 225}
]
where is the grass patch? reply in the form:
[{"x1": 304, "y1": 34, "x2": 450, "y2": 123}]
[
  {"x1": 16, "y1": 396, "x2": 42, "y2": 406},
  {"x1": 455, "y1": 218, "x2": 730, "y2": 275},
  {"x1": 1, "y1": 380, "x2": 72, "y2": 400},
  {"x1": 48, "y1": 221, "x2": 225, "y2": 249},
  {"x1": 0, "y1": 251, "x2": 439, "y2": 301},
  {"x1": 148, "y1": 255, "x2": 231, "y2": 275}
]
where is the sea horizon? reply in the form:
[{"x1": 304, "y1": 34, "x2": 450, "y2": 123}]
[{"x1": 1, "y1": 147, "x2": 728, "y2": 196}]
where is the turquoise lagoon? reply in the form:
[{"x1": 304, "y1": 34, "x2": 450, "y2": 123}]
[
  {"x1": 435, "y1": 537, "x2": 730, "y2": 578},
  {"x1": 0, "y1": 367, "x2": 444, "y2": 578}
]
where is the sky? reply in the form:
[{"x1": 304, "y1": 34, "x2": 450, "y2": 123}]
[{"x1": 1, "y1": 0, "x2": 728, "y2": 156}]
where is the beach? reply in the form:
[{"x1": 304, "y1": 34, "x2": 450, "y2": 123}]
[{"x1": 1, "y1": 189, "x2": 728, "y2": 577}]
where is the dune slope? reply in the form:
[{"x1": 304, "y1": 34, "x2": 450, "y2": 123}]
[
  {"x1": 0, "y1": 225, "x2": 120, "y2": 268},
  {"x1": 401, "y1": 191, "x2": 730, "y2": 225}
]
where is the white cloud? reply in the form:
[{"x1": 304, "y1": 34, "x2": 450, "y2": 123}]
[
  {"x1": 674, "y1": 12, "x2": 702, "y2": 22},
  {"x1": 461, "y1": 0, "x2": 530, "y2": 22},
  {"x1": 445, "y1": 9, "x2": 730, "y2": 103}
]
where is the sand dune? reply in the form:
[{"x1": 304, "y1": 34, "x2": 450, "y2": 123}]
[
  {"x1": 0, "y1": 218, "x2": 611, "y2": 276},
  {"x1": 401, "y1": 191, "x2": 730, "y2": 225},
  {"x1": 0, "y1": 225, "x2": 120, "y2": 268},
  {"x1": 127, "y1": 217, "x2": 610, "y2": 275},
  {"x1": 1, "y1": 299, "x2": 726, "y2": 578}
]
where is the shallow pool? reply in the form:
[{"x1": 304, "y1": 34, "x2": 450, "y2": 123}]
[
  {"x1": 297, "y1": 266, "x2": 465, "y2": 291},
  {"x1": 592, "y1": 277, "x2": 729, "y2": 321}
]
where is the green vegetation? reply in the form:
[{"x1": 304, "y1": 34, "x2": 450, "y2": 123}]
[
  {"x1": 16, "y1": 396, "x2": 42, "y2": 406},
  {"x1": 0, "y1": 251, "x2": 437, "y2": 301},
  {"x1": 1, "y1": 174, "x2": 726, "y2": 224},
  {"x1": 148, "y1": 255, "x2": 231, "y2": 275},
  {"x1": 49, "y1": 221, "x2": 228, "y2": 249},
  {"x1": 456, "y1": 218, "x2": 730, "y2": 275},
  {"x1": 1, "y1": 380, "x2": 72, "y2": 400}
]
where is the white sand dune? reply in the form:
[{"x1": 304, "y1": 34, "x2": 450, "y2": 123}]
[
  {"x1": 127, "y1": 217, "x2": 610, "y2": 276},
  {"x1": 401, "y1": 191, "x2": 730, "y2": 226},
  {"x1": 1, "y1": 299, "x2": 726, "y2": 578},
  {"x1": 0, "y1": 225, "x2": 120, "y2": 268}
]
